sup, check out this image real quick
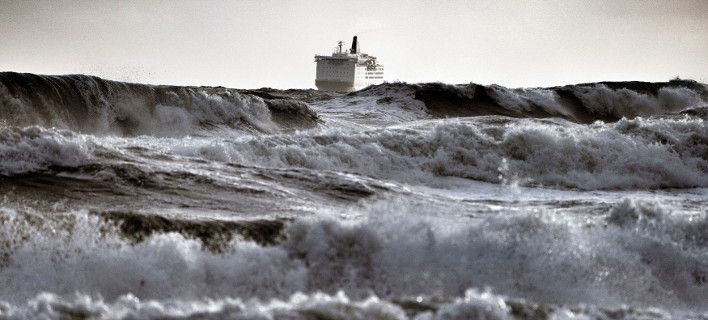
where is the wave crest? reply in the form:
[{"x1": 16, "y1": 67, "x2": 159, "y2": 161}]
[
  {"x1": 345, "y1": 79, "x2": 707, "y2": 122},
  {"x1": 0, "y1": 72, "x2": 319, "y2": 136}
]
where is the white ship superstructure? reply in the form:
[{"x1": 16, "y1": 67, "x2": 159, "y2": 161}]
[{"x1": 314, "y1": 36, "x2": 384, "y2": 92}]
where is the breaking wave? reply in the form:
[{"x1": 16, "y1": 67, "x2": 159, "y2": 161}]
[
  {"x1": 164, "y1": 116, "x2": 707, "y2": 190},
  {"x1": 2, "y1": 72, "x2": 704, "y2": 139},
  {"x1": 0, "y1": 126, "x2": 93, "y2": 176},
  {"x1": 0, "y1": 199, "x2": 706, "y2": 317},
  {"x1": 2, "y1": 115, "x2": 705, "y2": 190},
  {"x1": 4, "y1": 289, "x2": 702, "y2": 320},
  {"x1": 0, "y1": 72, "x2": 318, "y2": 136},
  {"x1": 345, "y1": 79, "x2": 707, "y2": 122}
]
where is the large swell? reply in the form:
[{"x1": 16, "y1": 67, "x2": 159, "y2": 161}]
[
  {"x1": 0, "y1": 72, "x2": 319, "y2": 136},
  {"x1": 334, "y1": 79, "x2": 707, "y2": 123},
  {"x1": 2, "y1": 72, "x2": 705, "y2": 137}
]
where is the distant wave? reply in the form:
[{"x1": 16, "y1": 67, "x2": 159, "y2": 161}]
[
  {"x1": 347, "y1": 79, "x2": 707, "y2": 122},
  {"x1": 0, "y1": 72, "x2": 319, "y2": 136},
  {"x1": 2, "y1": 72, "x2": 704, "y2": 137}
]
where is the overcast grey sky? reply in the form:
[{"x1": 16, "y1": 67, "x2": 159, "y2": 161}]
[{"x1": 1, "y1": 0, "x2": 706, "y2": 88}]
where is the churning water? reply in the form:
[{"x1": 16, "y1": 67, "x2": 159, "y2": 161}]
[{"x1": 0, "y1": 72, "x2": 706, "y2": 319}]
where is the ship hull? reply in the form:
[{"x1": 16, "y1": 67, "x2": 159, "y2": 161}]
[{"x1": 315, "y1": 80, "x2": 357, "y2": 92}]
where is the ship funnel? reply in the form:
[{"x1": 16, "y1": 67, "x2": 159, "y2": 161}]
[{"x1": 350, "y1": 36, "x2": 359, "y2": 54}]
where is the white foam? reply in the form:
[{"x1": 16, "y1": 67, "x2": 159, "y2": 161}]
[
  {"x1": 104, "y1": 89, "x2": 278, "y2": 136},
  {"x1": 129, "y1": 116, "x2": 708, "y2": 190},
  {"x1": 573, "y1": 85, "x2": 703, "y2": 117},
  {"x1": 2, "y1": 287, "x2": 701, "y2": 320},
  {"x1": 3, "y1": 76, "x2": 280, "y2": 137},
  {"x1": 1, "y1": 199, "x2": 705, "y2": 311},
  {"x1": 0, "y1": 290, "x2": 519, "y2": 320},
  {"x1": 337, "y1": 83, "x2": 706, "y2": 122},
  {"x1": 0, "y1": 126, "x2": 93, "y2": 175}
]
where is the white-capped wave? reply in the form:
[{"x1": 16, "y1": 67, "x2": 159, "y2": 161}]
[
  {"x1": 488, "y1": 85, "x2": 573, "y2": 117},
  {"x1": 0, "y1": 290, "x2": 547, "y2": 320},
  {"x1": 342, "y1": 81, "x2": 706, "y2": 123},
  {"x1": 70, "y1": 84, "x2": 279, "y2": 136},
  {"x1": 3, "y1": 289, "x2": 700, "y2": 320},
  {"x1": 0, "y1": 126, "x2": 93, "y2": 176},
  {"x1": 149, "y1": 116, "x2": 707, "y2": 190},
  {"x1": 573, "y1": 85, "x2": 704, "y2": 117},
  {"x1": 1, "y1": 199, "x2": 706, "y2": 311},
  {"x1": 0, "y1": 73, "x2": 318, "y2": 137}
]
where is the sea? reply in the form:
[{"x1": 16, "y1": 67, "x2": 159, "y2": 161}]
[{"x1": 0, "y1": 72, "x2": 706, "y2": 319}]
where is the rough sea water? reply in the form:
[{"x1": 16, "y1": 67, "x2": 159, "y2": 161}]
[{"x1": 0, "y1": 71, "x2": 706, "y2": 319}]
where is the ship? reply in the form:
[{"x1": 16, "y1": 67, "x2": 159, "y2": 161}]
[{"x1": 314, "y1": 36, "x2": 384, "y2": 92}]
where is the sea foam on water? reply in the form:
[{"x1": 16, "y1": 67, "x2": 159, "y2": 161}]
[{"x1": 0, "y1": 72, "x2": 706, "y2": 319}]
